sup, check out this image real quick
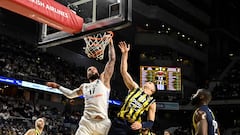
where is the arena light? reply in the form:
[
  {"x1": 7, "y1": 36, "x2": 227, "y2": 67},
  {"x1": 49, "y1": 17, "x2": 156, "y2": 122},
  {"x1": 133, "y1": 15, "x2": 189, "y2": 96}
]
[{"x1": 229, "y1": 53, "x2": 234, "y2": 57}]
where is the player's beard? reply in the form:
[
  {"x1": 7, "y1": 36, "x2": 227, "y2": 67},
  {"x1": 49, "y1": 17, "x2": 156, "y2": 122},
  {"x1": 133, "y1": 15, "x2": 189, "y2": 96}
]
[
  {"x1": 88, "y1": 73, "x2": 99, "y2": 81},
  {"x1": 191, "y1": 96, "x2": 201, "y2": 106}
]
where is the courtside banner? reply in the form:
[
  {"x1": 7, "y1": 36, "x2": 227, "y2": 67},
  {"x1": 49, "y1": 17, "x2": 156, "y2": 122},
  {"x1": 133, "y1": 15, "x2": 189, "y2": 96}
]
[{"x1": 0, "y1": 0, "x2": 83, "y2": 34}]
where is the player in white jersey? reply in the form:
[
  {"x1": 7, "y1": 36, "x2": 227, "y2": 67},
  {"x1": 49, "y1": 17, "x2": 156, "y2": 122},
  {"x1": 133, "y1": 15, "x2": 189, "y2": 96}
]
[{"x1": 46, "y1": 39, "x2": 116, "y2": 135}]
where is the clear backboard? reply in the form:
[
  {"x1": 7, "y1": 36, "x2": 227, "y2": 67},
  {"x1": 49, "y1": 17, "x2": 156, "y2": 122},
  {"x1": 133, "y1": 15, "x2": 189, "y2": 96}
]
[{"x1": 38, "y1": 0, "x2": 132, "y2": 48}]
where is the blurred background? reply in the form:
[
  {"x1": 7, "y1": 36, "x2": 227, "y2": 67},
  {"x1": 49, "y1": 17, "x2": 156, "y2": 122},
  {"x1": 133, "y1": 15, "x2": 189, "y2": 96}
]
[{"x1": 1, "y1": 0, "x2": 240, "y2": 134}]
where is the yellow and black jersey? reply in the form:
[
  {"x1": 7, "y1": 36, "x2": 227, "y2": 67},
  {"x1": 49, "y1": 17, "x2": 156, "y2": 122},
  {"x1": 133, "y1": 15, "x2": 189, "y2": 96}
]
[
  {"x1": 139, "y1": 130, "x2": 154, "y2": 135},
  {"x1": 35, "y1": 129, "x2": 40, "y2": 135},
  {"x1": 118, "y1": 88, "x2": 155, "y2": 123},
  {"x1": 25, "y1": 128, "x2": 41, "y2": 135},
  {"x1": 139, "y1": 132, "x2": 153, "y2": 135}
]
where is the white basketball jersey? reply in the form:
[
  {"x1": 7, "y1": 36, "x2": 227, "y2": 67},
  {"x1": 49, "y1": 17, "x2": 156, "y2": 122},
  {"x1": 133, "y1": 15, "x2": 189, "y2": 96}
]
[{"x1": 82, "y1": 79, "x2": 110, "y2": 119}]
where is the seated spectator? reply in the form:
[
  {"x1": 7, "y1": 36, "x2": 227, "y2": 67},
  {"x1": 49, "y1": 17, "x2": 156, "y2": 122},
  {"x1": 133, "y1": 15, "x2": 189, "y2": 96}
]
[{"x1": 164, "y1": 129, "x2": 173, "y2": 135}]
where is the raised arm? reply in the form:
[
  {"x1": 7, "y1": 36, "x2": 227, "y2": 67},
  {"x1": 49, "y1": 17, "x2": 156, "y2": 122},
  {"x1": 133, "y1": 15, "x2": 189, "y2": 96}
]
[
  {"x1": 46, "y1": 82, "x2": 83, "y2": 99},
  {"x1": 118, "y1": 41, "x2": 138, "y2": 91},
  {"x1": 101, "y1": 38, "x2": 116, "y2": 89}
]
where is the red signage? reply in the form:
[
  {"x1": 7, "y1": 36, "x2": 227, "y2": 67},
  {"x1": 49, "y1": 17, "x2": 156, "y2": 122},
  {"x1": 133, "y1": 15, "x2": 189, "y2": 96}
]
[{"x1": 0, "y1": 0, "x2": 83, "y2": 34}]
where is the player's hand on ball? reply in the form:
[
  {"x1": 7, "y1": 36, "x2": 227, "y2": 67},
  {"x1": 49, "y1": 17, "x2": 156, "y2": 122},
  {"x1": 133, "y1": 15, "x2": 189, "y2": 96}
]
[{"x1": 46, "y1": 82, "x2": 60, "y2": 89}]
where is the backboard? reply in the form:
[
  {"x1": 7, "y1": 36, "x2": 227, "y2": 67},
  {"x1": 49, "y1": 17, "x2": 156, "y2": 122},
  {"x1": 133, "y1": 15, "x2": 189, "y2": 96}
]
[{"x1": 38, "y1": 0, "x2": 132, "y2": 48}]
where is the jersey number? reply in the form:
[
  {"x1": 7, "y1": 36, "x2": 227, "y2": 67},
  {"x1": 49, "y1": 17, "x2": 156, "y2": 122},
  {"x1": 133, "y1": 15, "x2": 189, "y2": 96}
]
[
  {"x1": 89, "y1": 89, "x2": 95, "y2": 95},
  {"x1": 212, "y1": 120, "x2": 218, "y2": 135}
]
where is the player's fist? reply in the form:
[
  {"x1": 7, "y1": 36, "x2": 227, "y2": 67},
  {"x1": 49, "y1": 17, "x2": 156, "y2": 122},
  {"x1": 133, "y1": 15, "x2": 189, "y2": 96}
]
[{"x1": 46, "y1": 82, "x2": 60, "y2": 89}]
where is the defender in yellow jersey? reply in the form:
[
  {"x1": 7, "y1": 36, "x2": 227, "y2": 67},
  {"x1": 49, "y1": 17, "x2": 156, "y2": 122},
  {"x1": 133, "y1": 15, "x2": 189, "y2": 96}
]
[
  {"x1": 108, "y1": 41, "x2": 156, "y2": 135},
  {"x1": 24, "y1": 118, "x2": 45, "y2": 135}
]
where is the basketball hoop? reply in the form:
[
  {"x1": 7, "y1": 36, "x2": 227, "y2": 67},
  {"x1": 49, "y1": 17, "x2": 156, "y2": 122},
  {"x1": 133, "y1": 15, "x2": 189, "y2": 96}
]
[{"x1": 84, "y1": 31, "x2": 114, "y2": 60}]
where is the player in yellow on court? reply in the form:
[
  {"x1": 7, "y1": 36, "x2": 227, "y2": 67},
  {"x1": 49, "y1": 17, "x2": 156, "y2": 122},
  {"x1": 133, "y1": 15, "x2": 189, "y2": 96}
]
[
  {"x1": 24, "y1": 118, "x2": 45, "y2": 135},
  {"x1": 46, "y1": 38, "x2": 116, "y2": 135},
  {"x1": 108, "y1": 41, "x2": 156, "y2": 135}
]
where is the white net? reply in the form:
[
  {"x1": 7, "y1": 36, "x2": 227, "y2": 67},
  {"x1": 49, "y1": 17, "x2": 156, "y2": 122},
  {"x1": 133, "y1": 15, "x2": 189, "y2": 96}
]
[{"x1": 84, "y1": 31, "x2": 113, "y2": 60}]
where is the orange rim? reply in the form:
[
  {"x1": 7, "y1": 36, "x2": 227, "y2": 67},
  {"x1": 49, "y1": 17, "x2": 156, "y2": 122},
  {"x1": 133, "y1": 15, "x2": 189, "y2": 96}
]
[{"x1": 85, "y1": 31, "x2": 113, "y2": 40}]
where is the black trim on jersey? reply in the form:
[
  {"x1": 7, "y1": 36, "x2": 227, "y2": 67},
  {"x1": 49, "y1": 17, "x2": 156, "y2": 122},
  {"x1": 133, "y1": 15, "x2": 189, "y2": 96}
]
[
  {"x1": 130, "y1": 91, "x2": 145, "y2": 119},
  {"x1": 121, "y1": 88, "x2": 139, "y2": 119}
]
